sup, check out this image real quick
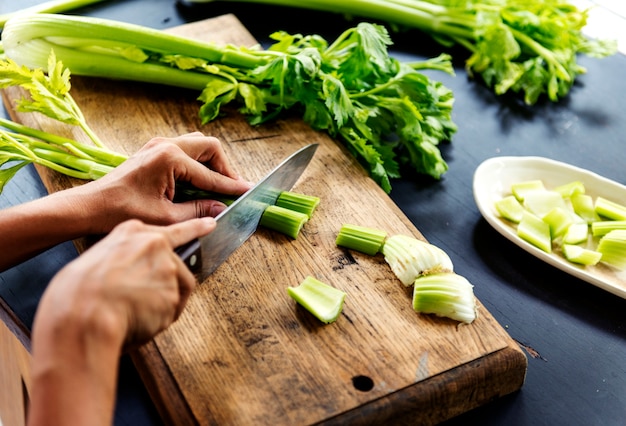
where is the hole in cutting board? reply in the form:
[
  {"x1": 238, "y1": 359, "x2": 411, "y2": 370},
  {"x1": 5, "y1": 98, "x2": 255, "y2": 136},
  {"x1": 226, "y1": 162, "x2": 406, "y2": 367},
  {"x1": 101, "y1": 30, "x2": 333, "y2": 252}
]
[{"x1": 351, "y1": 375, "x2": 374, "y2": 392}]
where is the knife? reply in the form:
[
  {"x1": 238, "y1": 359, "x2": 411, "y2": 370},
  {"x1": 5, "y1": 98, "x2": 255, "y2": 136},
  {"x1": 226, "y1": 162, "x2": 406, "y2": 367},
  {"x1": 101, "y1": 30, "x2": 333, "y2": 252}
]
[{"x1": 176, "y1": 143, "x2": 318, "y2": 282}]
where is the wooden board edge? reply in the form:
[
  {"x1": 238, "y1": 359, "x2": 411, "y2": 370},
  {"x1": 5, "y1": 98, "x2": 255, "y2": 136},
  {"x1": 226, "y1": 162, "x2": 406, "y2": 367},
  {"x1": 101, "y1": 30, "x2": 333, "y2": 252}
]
[
  {"x1": 130, "y1": 341, "x2": 197, "y2": 426},
  {"x1": 320, "y1": 339, "x2": 528, "y2": 425}
]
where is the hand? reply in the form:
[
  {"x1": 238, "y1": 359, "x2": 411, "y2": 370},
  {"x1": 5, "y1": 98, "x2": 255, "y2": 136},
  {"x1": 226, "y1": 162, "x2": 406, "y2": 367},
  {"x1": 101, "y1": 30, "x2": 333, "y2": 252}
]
[
  {"x1": 35, "y1": 217, "x2": 214, "y2": 348},
  {"x1": 28, "y1": 217, "x2": 215, "y2": 426},
  {"x1": 80, "y1": 132, "x2": 252, "y2": 234}
]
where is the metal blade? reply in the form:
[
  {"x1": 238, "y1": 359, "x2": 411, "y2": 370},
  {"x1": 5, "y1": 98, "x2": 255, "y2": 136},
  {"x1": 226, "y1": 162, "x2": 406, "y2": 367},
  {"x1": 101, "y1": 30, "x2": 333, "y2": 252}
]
[{"x1": 178, "y1": 143, "x2": 318, "y2": 282}]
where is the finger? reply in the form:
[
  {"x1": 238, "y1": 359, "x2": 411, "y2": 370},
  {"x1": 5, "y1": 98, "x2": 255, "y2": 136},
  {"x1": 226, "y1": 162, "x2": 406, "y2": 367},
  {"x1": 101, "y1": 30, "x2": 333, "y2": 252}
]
[
  {"x1": 183, "y1": 159, "x2": 253, "y2": 196},
  {"x1": 172, "y1": 254, "x2": 197, "y2": 320},
  {"x1": 171, "y1": 199, "x2": 230, "y2": 221},
  {"x1": 161, "y1": 216, "x2": 217, "y2": 249},
  {"x1": 173, "y1": 135, "x2": 242, "y2": 180}
]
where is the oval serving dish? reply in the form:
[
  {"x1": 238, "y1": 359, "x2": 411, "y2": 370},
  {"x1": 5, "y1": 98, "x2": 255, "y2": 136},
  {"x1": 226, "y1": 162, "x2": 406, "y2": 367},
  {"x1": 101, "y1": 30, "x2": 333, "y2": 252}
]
[{"x1": 473, "y1": 156, "x2": 626, "y2": 299}]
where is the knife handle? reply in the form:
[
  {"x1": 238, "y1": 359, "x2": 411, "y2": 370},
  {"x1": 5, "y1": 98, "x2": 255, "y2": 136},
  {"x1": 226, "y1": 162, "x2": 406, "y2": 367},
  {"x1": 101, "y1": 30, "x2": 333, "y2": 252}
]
[{"x1": 175, "y1": 238, "x2": 202, "y2": 275}]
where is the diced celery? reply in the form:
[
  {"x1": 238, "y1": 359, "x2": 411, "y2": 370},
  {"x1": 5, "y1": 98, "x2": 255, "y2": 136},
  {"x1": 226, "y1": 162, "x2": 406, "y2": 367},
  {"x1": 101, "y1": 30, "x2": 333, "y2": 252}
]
[
  {"x1": 563, "y1": 222, "x2": 588, "y2": 245},
  {"x1": 591, "y1": 220, "x2": 626, "y2": 237},
  {"x1": 570, "y1": 193, "x2": 600, "y2": 223},
  {"x1": 561, "y1": 244, "x2": 602, "y2": 266},
  {"x1": 412, "y1": 272, "x2": 477, "y2": 324},
  {"x1": 511, "y1": 180, "x2": 545, "y2": 202},
  {"x1": 259, "y1": 205, "x2": 308, "y2": 239},
  {"x1": 275, "y1": 191, "x2": 320, "y2": 219},
  {"x1": 287, "y1": 276, "x2": 346, "y2": 323},
  {"x1": 554, "y1": 180, "x2": 585, "y2": 198},
  {"x1": 517, "y1": 212, "x2": 552, "y2": 253},
  {"x1": 595, "y1": 197, "x2": 626, "y2": 221},
  {"x1": 597, "y1": 230, "x2": 626, "y2": 270},
  {"x1": 335, "y1": 224, "x2": 387, "y2": 255},
  {"x1": 381, "y1": 235, "x2": 453, "y2": 286},
  {"x1": 495, "y1": 195, "x2": 525, "y2": 223},
  {"x1": 542, "y1": 207, "x2": 574, "y2": 239},
  {"x1": 523, "y1": 190, "x2": 568, "y2": 218}
]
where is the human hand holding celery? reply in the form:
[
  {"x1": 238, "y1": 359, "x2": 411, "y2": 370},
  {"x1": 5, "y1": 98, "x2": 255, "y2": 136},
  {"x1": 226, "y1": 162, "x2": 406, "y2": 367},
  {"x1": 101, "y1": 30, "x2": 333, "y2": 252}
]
[{"x1": 0, "y1": 133, "x2": 250, "y2": 272}]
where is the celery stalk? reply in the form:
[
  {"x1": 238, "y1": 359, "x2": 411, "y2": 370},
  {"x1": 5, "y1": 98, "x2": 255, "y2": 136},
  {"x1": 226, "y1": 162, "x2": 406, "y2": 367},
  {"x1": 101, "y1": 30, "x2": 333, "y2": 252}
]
[
  {"x1": 287, "y1": 276, "x2": 346, "y2": 324},
  {"x1": 259, "y1": 205, "x2": 308, "y2": 239},
  {"x1": 595, "y1": 197, "x2": 626, "y2": 221},
  {"x1": 335, "y1": 224, "x2": 387, "y2": 256},
  {"x1": 494, "y1": 195, "x2": 524, "y2": 223},
  {"x1": 591, "y1": 221, "x2": 626, "y2": 237},
  {"x1": 517, "y1": 212, "x2": 552, "y2": 253},
  {"x1": 381, "y1": 234, "x2": 453, "y2": 286},
  {"x1": 597, "y1": 230, "x2": 626, "y2": 270},
  {"x1": 275, "y1": 191, "x2": 320, "y2": 218},
  {"x1": 412, "y1": 272, "x2": 477, "y2": 324},
  {"x1": 561, "y1": 244, "x2": 601, "y2": 266},
  {"x1": 0, "y1": 0, "x2": 108, "y2": 29}
]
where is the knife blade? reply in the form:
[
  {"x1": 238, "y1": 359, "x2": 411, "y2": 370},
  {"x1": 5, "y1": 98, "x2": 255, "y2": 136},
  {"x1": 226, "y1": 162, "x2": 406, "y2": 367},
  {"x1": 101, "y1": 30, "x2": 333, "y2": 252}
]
[{"x1": 176, "y1": 143, "x2": 318, "y2": 282}]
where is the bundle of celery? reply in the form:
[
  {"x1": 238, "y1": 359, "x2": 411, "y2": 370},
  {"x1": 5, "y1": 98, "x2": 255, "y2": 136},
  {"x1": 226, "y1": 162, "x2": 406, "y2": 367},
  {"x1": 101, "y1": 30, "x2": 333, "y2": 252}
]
[
  {"x1": 1, "y1": 14, "x2": 458, "y2": 193},
  {"x1": 191, "y1": 0, "x2": 618, "y2": 105}
]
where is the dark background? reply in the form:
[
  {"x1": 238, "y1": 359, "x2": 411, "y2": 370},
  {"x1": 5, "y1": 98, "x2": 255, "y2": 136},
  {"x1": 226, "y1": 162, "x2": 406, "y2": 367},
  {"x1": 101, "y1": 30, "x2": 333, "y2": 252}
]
[{"x1": 1, "y1": 1, "x2": 625, "y2": 425}]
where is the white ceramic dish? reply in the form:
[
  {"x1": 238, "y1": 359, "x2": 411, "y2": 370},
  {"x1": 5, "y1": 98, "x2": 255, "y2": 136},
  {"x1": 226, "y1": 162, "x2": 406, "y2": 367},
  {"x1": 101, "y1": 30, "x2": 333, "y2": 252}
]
[{"x1": 473, "y1": 156, "x2": 626, "y2": 299}]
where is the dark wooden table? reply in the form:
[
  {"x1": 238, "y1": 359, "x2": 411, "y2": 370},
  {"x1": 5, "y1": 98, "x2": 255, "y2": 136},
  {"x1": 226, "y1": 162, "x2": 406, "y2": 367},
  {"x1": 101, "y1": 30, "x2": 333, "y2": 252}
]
[{"x1": 2, "y1": 1, "x2": 625, "y2": 425}]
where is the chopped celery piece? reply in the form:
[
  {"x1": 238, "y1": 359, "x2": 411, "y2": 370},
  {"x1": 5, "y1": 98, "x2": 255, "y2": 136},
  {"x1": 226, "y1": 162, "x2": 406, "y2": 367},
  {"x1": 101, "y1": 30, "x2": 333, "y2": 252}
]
[
  {"x1": 523, "y1": 190, "x2": 568, "y2": 218},
  {"x1": 554, "y1": 180, "x2": 585, "y2": 198},
  {"x1": 494, "y1": 195, "x2": 524, "y2": 223},
  {"x1": 595, "y1": 197, "x2": 626, "y2": 221},
  {"x1": 412, "y1": 272, "x2": 477, "y2": 324},
  {"x1": 335, "y1": 224, "x2": 387, "y2": 256},
  {"x1": 597, "y1": 230, "x2": 626, "y2": 270},
  {"x1": 571, "y1": 193, "x2": 600, "y2": 223},
  {"x1": 542, "y1": 207, "x2": 574, "y2": 239},
  {"x1": 259, "y1": 205, "x2": 308, "y2": 239},
  {"x1": 561, "y1": 244, "x2": 602, "y2": 266},
  {"x1": 563, "y1": 222, "x2": 588, "y2": 245},
  {"x1": 517, "y1": 212, "x2": 552, "y2": 253},
  {"x1": 511, "y1": 180, "x2": 545, "y2": 202},
  {"x1": 381, "y1": 235, "x2": 453, "y2": 286},
  {"x1": 287, "y1": 276, "x2": 346, "y2": 324},
  {"x1": 275, "y1": 191, "x2": 320, "y2": 219},
  {"x1": 591, "y1": 220, "x2": 626, "y2": 237}
]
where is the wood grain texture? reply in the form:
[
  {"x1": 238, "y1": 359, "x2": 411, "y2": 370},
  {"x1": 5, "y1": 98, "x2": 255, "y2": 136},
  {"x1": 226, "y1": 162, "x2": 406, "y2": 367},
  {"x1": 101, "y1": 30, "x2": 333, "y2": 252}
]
[{"x1": 1, "y1": 14, "x2": 527, "y2": 425}]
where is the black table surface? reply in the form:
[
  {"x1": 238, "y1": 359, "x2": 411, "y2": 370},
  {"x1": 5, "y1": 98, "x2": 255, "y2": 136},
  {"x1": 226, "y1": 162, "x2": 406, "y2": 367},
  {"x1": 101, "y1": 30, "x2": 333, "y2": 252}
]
[{"x1": 1, "y1": 1, "x2": 625, "y2": 425}]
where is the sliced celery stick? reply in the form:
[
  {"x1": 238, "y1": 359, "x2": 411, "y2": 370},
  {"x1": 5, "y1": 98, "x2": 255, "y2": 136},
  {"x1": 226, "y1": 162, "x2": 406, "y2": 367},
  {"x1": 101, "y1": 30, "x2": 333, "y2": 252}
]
[
  {"x1": 563, "y1": 222, "x2": 588, "y2": 245},
  {"x1": 381, "y1": 235, "x2": 453, "y2": 286},
  {"x1": 597, "y1": 230, "x2": 626, "y2": 270},
  {"x1": 335, "y1": 224, "x2": 387, "y2": 255},
  {"x1": 571, "y1": 193, "x2": 600, "y2": 223},
  {"x1": 561, "y1": 244, "x2": 602, "y2": 266},
  {"x1": 523, "y1": 190, "x2": 568, "y2": 218},
  {"x1": 412, "y1": 272, "x2": 477, "y2": 324},
  {"x1": 591, "y1": 220, "x2": 626, "y2": 237},
  {"x1": 495, "y1": 195, "x2": 525, "y2": 223},
  {"x1": 511, "y1": 180, "x2": 545, "y2": 202},
  {"x1": 275, "y1": 191, "x2": 320, "y2": 218},
  {"x1": 259, "y1": 205, "x2": 308, "y2": 239},
  {"x1": 517, "y1": 212, "x2": 552, "y2": 253},
  {"x1": 543, "y1": 207, "x2": 574, "y2": 238},
  {"x1": 287, "y1": 276, "x2": 346, "y2": 323},
  {"x1": 595, "y1": 197, "x2": 626, "y2": 221},
  {"x1": 554, "y1": 180, "x2": 585, "y2": 198}
]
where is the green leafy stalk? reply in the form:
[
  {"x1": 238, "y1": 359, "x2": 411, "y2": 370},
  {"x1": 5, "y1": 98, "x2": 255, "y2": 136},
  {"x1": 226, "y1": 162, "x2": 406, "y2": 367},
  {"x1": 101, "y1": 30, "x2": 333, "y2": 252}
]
[
  {"x1": 196, "y1": 0, "x2": 617, "y2": 104},
  {"x1": 0, "y1": 0, "x2": 109, "y2": 29},
  {"x1": 2, "y1": 14, "x2": 458, "y2": 192},
  {"x1": 0, "y1": 127, "x2": 118, "y2": 192},
  {"x1": 0, "y1": 51, "x2": 105, "y2": 147}
]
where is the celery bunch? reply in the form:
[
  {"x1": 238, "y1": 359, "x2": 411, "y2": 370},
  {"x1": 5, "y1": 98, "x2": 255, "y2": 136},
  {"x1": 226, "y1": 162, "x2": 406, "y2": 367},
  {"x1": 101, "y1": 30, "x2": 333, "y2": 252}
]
[
  {"x1": 2, "y1": 13, "x2": 458, "y2": 193},
  {"x1": 195, "y1": 0, "x2": 617, "y2": 104}
]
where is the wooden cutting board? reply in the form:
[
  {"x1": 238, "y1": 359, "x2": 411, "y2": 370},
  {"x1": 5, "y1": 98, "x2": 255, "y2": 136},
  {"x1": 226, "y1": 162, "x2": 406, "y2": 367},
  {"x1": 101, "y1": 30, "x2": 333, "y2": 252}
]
[{"x1": 2, "y1": 14, "x2": 527, "y2": 425}]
